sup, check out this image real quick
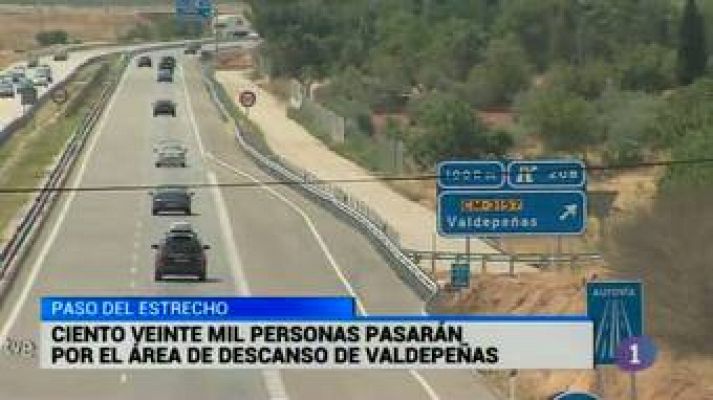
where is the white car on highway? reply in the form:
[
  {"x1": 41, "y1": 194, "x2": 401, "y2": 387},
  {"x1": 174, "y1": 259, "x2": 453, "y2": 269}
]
[{"x1": 29, "y1": 70, "x2": 50, "y2": 87}]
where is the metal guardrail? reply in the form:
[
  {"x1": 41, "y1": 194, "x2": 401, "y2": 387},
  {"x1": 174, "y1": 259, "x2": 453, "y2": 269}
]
[
  {"x1": 0, "y1": 43, "x2": 190, "y2": 303},
  {"x1": 0, "y1": 55, "x2": 126, "y2": 301},
  {"x1": 405, "y1": 249, "x2": 603, "y2": 275},
  {"x1": 202, "y1": 74, "x2": 439, "y2": 299}
]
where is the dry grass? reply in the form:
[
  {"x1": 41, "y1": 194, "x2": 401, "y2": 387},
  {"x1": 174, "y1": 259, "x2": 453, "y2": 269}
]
[
  {"x1": 0, "y1": 57, "x2": 117, "y2": 244},
  {"x1": 0, "y1": 8, "x2": 143, "y2": 53}
]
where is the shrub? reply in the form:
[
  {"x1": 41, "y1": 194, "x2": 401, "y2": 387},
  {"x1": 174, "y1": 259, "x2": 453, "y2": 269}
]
[
  {"x1": 35, "y1": 30, "x2": 69, "y2": 46},
  {"x1": 517, "y1": 86, "x2": 599, "y2": 152}
]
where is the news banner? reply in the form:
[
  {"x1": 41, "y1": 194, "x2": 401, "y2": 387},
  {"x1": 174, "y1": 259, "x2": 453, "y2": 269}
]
[{"x1": 41, "y1": 297, "x2": 592, "y2": 369}]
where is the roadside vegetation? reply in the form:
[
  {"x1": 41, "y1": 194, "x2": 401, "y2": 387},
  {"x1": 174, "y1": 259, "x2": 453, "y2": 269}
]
[
  {"x1": 249, "y1": 0, "x2": 712, "y2": 181},
  {"x1": 119, "y1": 14, "x2": 208, "y2": 43},
  {"x1": 0, "y1": 54, "x2": 123, "y2": 244},
  {"x1": 248, "y1": 0, "x2": 713, "y2": 397}
]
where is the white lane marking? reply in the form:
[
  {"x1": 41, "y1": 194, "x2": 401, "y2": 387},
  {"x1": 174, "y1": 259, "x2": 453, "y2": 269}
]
[
  {"x1": 129, "y1": 281, "x2": 136, "y2": 289},
  {"x1": 130, "y1": 267, "x2": 137, "y2": 275},
  {"x1": 0, "y1": 65, "x2": 131, "y2": 344},
  {"x1": 180, "y1": 63, "x2": 289, "y2": 400},
  {"x1": 120, "y1": 373, "x2": 128, "y2": 384},
  {"x1": 207, "y1": 156, "x2": 440, "y2": 400}
]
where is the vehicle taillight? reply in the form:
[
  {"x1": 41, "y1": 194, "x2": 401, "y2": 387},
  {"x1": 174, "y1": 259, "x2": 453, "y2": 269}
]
[{"x1": 158, "y1": 252, "x2": 167, "y2": 267}]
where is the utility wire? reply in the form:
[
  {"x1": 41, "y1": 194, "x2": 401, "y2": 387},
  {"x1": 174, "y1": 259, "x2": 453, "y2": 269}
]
[{"x1": 0, "y1": 156, "x2": 711, "y2": 194}]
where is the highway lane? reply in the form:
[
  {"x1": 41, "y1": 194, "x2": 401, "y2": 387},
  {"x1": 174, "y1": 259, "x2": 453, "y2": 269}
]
[
  {"x1": 181, "y1": 59, "x2": 501, "y2": 400},
  {"x1": 0, "y1": 50, "x2": 500, "y2": 399},
  {"x1": 0, "y1": 49, "x2": 270, "y2": 400}
]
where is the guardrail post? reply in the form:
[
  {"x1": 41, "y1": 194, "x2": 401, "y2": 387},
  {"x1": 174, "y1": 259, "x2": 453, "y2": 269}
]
[
  {"x1": 431, "y1": 233, "x2": 437, "y2": 279},
  {"x1": 509, "y1": 255, "x2": 515, "y2": 277}
]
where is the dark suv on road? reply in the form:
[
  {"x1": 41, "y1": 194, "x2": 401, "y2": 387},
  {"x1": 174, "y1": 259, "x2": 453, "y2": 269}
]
[
  {"x1": 152, "y1": 222, "x2": 209, "y2": 281},
  {"x1": 137, "y1": 55, "x2": 152, "y2": 67},
  {"x1": 153, "y1": 99, "x2": 176, "y2": 117},
  {"x1": 159, "y1": 55, "x2": 176, "y2": 70},
  {"x1": 150, "y1": 185, "x2": 193, "y2": 215},
  {"x1": 157, "y1": 67, "x2": 173, "y2": 83}
]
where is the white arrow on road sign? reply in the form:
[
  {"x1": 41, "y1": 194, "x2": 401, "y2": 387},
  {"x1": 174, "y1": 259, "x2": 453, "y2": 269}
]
[{"x1": 559, "y1": 204, "x2": 578, "y2": 220}]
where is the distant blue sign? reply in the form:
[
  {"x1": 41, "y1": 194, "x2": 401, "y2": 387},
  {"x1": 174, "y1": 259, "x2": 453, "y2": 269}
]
[
  {"x1": 175, "y1": 0, "x2": 212, "y2": 18},
  {"x1": 437, "y1": 191, "x2": 586, "y2": 236},
  {"x1": 450, "y1": 263, "x2": 470, "y2": 289},
  {"x1": 586, "y1": 281, "x2": 643, "y2": 365},
  {"x1": 508, "y1": 160, "x2": 586, "y2": 189},
  {"x1": 437, "y1": 160, "x2": 505, "y2": 190},
  {"x1": 552, "y1": 392, "x2": 600, "y2": 400}
]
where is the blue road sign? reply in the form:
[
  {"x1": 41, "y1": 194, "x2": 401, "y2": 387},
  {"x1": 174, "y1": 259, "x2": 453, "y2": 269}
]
[
  {"x1": 450, "y1": 263, "x2": 470, "y2": 289},
  {"x1": 586, "y1": 281, "x2": 643, "y2": 365},
  {"x1": 437, "y1": 160, "x2": 505, "y2": 190},
  {"x1": 552, "y1": 392, "x2": 600, "y2": 400},
  {"x1": 437, "y1": 191, "x2": 586, "y2": 236},
  {"x1": 176, "y1": 0, "x2": 212, "y2": 18},
  {"x1": 196, "y1": 0, "x2": 213, "y2": 18},
  {"x1": 508, "y1": 160, "x2": 586, "y2": 189}
]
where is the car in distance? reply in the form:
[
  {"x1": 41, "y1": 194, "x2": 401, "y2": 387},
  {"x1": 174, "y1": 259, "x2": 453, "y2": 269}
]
[
  {"x1": 0, "y1": 79, "x2": 14, "y2": 98},
  {"x1": 137, "y1": 55, "x2": 152, "y2": 67},
  {"x1": 152, "y1": 99, "x2": 176, "y2": 117},
  {"x1": 157, "y1": 68, "x2": 173, "y2": 83},
  {"x1": 159, "y1": 55, "x2": 176, "y2": 70},
  {"x1": 27, "y1": 56, "x2": 39, "y2": 68},
  {"x1": 30, "y1": 74, "x2": 50, "y2": 87},
  {"x1": 29, "y1": 69, "x2": 50, "y2": 87},
  {"x1": 184, "y1": 42, "x2": 200, "y2": 55},
  {"x1": 36, "y1": 65, "x2": 52, "y2": 83},
  {"x1": 15, "y1": 77, "x2": 34, "y2": 94},
  {"x1": 10, "y1": 66, "x2": 26, "y2": 83},
  {"x1": 152, "y1": 222, "x2": 209, "y2": 281},
  {"x1": 154, "y1": 141, "x2": 187, "y2": 168},
  {"x1": 53, "y1": 50, "x2": 69, "y2": 61},
  {"x1": 150, "y1": 185, "x2": 194, "y2": 215}
]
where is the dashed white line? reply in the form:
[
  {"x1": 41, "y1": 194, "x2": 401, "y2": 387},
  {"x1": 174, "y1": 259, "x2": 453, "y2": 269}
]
[
  {"x1": 208, "y1": 151, "x2": 440, "y2": 400},
  {"x1": 180, "y1": 63, "x2": 289, "y2": 400}
]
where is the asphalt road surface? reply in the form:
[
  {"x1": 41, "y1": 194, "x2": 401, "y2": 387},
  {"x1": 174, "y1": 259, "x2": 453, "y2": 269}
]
[{"x1": 0, "y1": 50, "x2": 500, "y2": 400}]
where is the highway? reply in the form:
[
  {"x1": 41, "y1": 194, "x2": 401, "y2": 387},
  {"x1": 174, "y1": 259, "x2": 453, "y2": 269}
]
[{"x1": 0, "y1": 50, "x2": 500, "y2": 400}]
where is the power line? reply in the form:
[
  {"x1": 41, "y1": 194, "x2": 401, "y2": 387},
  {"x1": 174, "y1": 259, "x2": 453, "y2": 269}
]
[{"x1": 1, "y1": 156, "x2": 712, "y2": 195}]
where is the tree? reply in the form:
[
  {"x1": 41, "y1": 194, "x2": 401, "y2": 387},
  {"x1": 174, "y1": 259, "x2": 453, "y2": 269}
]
[
  {"x1": 547, "y1": 61, "x2": 614, "y2": 100},
  {"x1": 677, "y1": 0, "x2": 708, "y2": 85},
  {"x1": 517, "y1": 86, "x2": 598, "y2": 152},
  {"x1": 661, "y1": 129, "x2": 713, "y2": 190},
  {"x1": 617, "y1": 44, "x2": 676, "y2": 92},
  {"x1": 653, "y1": 78, "x2": 713, "y2": 146},
  {"x1": 406, "y1": 94, "x2": 511, "y2": 168},
  {"x1": 464, "y1": 35, "x2": 532, "y2": 108},
  {"x1": 597, "y1": 89, "x2": 661, "y2": 164},
  {"x1": 35, "y1": 30, "x2": 69, "y2": 46}
]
